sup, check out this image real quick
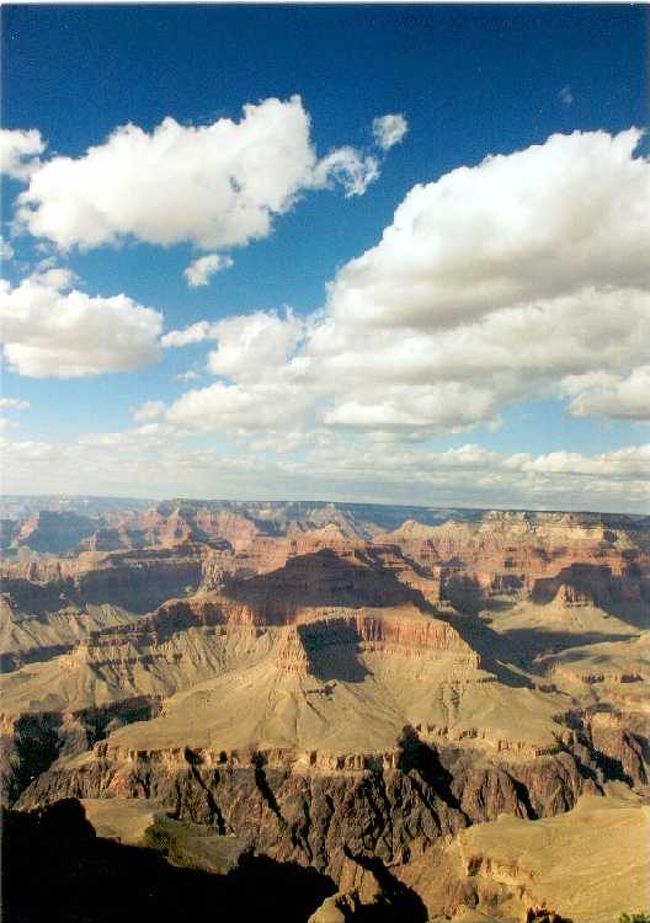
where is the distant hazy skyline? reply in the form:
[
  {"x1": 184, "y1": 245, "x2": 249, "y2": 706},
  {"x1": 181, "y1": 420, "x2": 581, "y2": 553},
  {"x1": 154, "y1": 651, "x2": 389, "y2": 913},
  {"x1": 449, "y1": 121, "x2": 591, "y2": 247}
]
[{"x1": 1, "y1": 5, "x2": 648, "y2": 511}]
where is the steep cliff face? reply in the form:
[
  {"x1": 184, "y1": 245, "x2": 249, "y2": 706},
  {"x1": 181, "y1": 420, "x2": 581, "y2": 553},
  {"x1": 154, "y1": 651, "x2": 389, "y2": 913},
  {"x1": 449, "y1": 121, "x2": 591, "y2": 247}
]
[
  {"x1": 0, "y1": 697, "x2": 163, "y2": 805},
  {"x1": 1, "y1": 546, "x2": 206, "y2": 618},
  {"x1": 15, "y1": 511, "x2": 99, "y2": 554},
  {"x1": 17, "y1": 730, "x2": 593, "y2": 882},
  {"x1": 0, "y1": 593, "x2": 137, "y2": 671},
  {"x1": 380, "y1": 512, "x2": 649, "y2": 620}
]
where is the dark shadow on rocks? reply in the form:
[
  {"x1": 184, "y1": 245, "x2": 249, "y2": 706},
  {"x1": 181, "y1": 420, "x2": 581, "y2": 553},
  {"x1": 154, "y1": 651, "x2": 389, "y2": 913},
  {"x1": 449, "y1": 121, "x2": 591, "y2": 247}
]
[
  {"x1": 434, "y1": 606, "x2": 534, "y2": 688},
  {"x1": 343, "y1": 847, "x2": 428, "y2": 922},
  {"x1": 223, "y1": 547, "x2": 415, "y2": 615},
  {"x1": 397, "y1": 725, "x2": 463, "y2": 814},
  {"x1": 502, "y1": 627, "x2": 636, "y2": 660},
  {"x1": 300, "y1": 619, "x2": 370, "y2": 683},
  {"x1": 441, "y1": 575, "x2": 485, "y2": 617},
  {"x1": 2, "y1": 798, "x2": 336, "y2": 923},
  {"x1": 2, "y1": 712, "x2": 62, "y2": 805},
  {"x1": 1, "y1": 577, "x2": 81, "y2": 618},
  {"x1": 1, "y1": 643, "x2": 75, "y2": 674},
  {"x1": 401, "y1": 583, "x2": 534, "y2": 689},
  {"x1": 531, "y1": 563, "x2": 649, "y2": 631}
]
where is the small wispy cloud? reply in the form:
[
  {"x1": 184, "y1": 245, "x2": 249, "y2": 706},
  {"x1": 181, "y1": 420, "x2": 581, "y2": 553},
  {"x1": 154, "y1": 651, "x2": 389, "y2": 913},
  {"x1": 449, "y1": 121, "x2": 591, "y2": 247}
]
[
  {"x1": 184, "y1": 253, "x2": 234, "y2": 288},
  {"x1": 174, "y1": 369, "x2": 202, "y2": 383},
  {"x1": 162, "y1": 320, "x2": 218, "y2": 348},
  {"x1": 372, "y1": 113, "x2": 408, "y2": 151},
  {"x1": 131, "y1": 400, "x2": 166, "y2": 423},
  {"x1": 0, "y1": 397, "x2": 30, "y2": 411},
  {"x1": 0, "y1": 396, "x2": 30, "y2": 432},
  {"x1": 0, "y1": 127, "x2": 45, "y2": 180},
  {"x1": 559, "y1": 85, "x2": 574, "y2": 106},
  {"x1": 0, "y1": 235, "x2": 14, "y2": 262}
]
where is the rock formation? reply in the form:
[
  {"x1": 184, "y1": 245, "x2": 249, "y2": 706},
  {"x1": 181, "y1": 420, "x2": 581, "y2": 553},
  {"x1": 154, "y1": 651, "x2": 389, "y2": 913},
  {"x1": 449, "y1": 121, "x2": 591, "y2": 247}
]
[{"x1": 1, "y1": 499, "x2": 648, "y2": 921}]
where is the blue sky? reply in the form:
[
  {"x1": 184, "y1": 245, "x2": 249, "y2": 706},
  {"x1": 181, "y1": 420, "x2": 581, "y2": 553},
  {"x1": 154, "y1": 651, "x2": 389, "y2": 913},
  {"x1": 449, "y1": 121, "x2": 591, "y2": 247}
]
[{"x1": 1, "y1": 5, "x2": 648, "y2": 510}]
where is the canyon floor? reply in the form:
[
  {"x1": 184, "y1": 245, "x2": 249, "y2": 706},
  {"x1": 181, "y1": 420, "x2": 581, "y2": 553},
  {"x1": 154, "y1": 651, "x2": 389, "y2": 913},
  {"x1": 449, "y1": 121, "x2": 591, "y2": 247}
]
[{"x1": 1, "y1": 498, "x2": 648, "y2": 922}]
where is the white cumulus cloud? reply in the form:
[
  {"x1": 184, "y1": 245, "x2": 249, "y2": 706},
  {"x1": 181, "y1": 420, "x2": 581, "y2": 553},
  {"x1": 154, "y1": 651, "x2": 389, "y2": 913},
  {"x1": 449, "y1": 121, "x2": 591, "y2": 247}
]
[
  {"x1": 326, "y1": 128, "x2": 650, "y2": 331},
  {"x1": 322, "y1": 382, "x2": 500, "y2": 432},
  {"x1": 206, "y1": 310, "x2": 306, "y2": 381},
  {"x1": 164, "y1": 129, "x2": 650, "y2": 440},
  {"x1": 14, "y1": 96, "x2": 383, "y2": 252},
  {"x1": 504, "y1": 444, "x2": 650, "y2": 480},
  {"x1": 164, "y1": 310, "x2": 309, "y2": 433},
  {"x1": 164, "y1": 127, "x2": 650, "y2": 401},
  {"x1": 162, "y1": 309, "x2": 306, "y2": 382},
  {"x1": 0, "y1": 268, "x2": 163, "y2": 378},
  {"x1": 562, "y1": 367, "x2": 650, "y2": 420},
  {"x1": 293, "y1": 129, "x2": 650, "y2": 432},
  {"x1": 166, "y1": 380, "x2": 311, "y2": 435},
  {"x1": 306, "y1": 287, "x2": 650, "y2": 399}
]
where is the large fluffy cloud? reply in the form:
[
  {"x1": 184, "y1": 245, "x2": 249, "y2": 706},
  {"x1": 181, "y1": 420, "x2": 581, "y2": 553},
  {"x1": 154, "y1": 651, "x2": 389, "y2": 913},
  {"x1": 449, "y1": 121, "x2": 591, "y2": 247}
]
[
  {"x1": 322, "y1": 382, "x2": 501, "y2": 432},
  {"x1": 163, "y1": 309, "x2": 305, "y2": 372},
  {"x1": 162, "y1": 128, "x2": 649, "y2": 440},
  {"x1": 14, "y1": 96, "x2": 380, "y2": 251},
  {"x1": 21, "y1": 121, "x2": 647, "y2": 434},
  {"x1": 205, "y1": 310, "x2": 306, "y2": 380},
  {"x1": 163, "y1": 310, "x2": 309, "y2": 433},
  {"x1": 326, "y1": 128, "x2": 650, "y2": 330},
  {"x1": 166, "y1": 381, "x2": 311, "y2": 435},
  {"x1": 308, "y1": 288, "x2": 649, "y2": 385},
  {"x1": 6, "y1": 124, "x2": 647, "y2": 505},
  {"x1": 299, "y1": 286, "x2": 650, "y2": 431},
  {"x1": 0, "y1": 268, "x2": 162, "y2": 377},
  {"x1": 164, "y1": 310, "x2": 308, "y2": 433},
  {"x1": 165, "y1": 287, "x2": 650, "y2": 436},
  {"x1": 561, "y1": 367, "x2": 650, "y2": 420}
]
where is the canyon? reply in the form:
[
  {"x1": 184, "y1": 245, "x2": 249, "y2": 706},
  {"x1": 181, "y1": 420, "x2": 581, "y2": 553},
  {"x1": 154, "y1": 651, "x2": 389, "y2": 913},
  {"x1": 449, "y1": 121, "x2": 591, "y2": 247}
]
[{"x1": 1, "y1": 498, "x2": 648, "y2": 922}]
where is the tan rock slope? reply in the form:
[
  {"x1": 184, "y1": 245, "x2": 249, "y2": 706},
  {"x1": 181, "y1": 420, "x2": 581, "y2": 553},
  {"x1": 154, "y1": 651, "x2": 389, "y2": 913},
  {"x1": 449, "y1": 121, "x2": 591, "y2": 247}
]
[{"x1": 399, "y1": 784, "x2": 649, "y2": 923}]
